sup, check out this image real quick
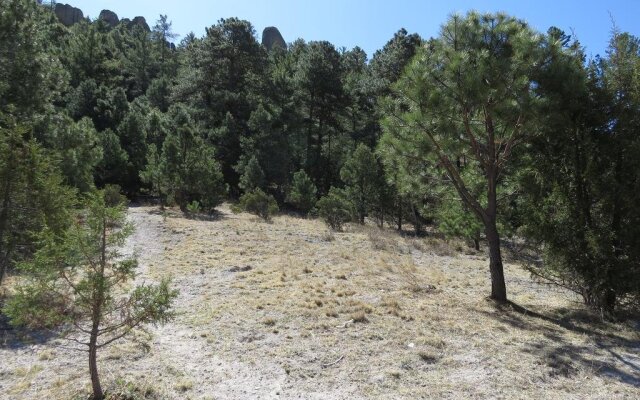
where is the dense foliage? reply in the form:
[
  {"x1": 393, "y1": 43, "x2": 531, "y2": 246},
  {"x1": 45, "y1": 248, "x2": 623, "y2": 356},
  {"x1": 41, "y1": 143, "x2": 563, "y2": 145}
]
[{"x1": 235, "y1": 188, "x2": 279, "y2": 221}]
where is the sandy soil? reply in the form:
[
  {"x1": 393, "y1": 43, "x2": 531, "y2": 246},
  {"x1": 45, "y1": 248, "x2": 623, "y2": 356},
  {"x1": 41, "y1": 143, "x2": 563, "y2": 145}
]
[{"x1": 1, "y1": 204, "x2": 639, "y2": 399}]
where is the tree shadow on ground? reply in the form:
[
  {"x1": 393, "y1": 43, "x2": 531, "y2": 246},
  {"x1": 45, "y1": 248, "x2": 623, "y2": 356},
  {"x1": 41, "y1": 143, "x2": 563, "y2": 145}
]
[
  {"x1": 478, "y1": 301, "x2": 640, "y2": 387},
  {"x1": 0, "y1": 310, "x2": 58, "y2": 350},
  {"x1": 145, "y1": 206, "x2": 227, "y2": 222},
  {"x1": 500, "y1": 238, "x2": 542, "y2": 266}
]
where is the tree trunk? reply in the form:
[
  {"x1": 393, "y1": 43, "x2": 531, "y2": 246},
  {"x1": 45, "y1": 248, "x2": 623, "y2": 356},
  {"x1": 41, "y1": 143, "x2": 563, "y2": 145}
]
[
  {"x1": 396, "y1": 200, "x2": 402, "y2": 231},
  {"x1": 358, "y1": 186, "x2": 365, "y2": 224},
  {"x1": 484, "y1": 220, "x2": 507, "y2": 302},
  {"x1": 89, "y1": 327, "x2": 103, "y2": 400},
  {"x1": 603, "y1": 148, "x2": 624, "y2": 316},
  {"x1": 474, "y1": 237, "x2": 480, "y2": 251},
  {"x1": 0, "y1": 149, "x2": 15, "y2": 286},
  {"x1": 410, "y1": 203, "x2": 422, "y2": 237},
  {"x1": 88, "y1": 217, "x2": 107, "y2": 400}
]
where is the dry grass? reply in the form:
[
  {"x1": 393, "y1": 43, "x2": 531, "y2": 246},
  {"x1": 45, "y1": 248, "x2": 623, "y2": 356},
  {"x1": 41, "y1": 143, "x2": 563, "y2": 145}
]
[
  {"x1": 1, "y1": 203, "x2": 639, "y2": 399},
  {"x1": 174, "y1": 378, "x2": 194, "y2": 393}
]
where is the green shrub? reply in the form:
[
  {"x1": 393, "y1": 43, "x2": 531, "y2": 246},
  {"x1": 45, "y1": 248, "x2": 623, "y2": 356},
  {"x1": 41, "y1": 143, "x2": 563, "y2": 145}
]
[
  {"x1": 237, "y1": 189, "x2": 278, "y2": 221},
  {"x1": 287, "y1": 169, "x2": 317, "y2": 215},
  {"x1": 186, "y1": 200, "x2": 201, "y2": 214},
  {"x1": 238, "y1": 155, "x2": 265, "y2": 192},
  {"x1": 317, "y1": 187, "x2": 352, "y2": 231}
]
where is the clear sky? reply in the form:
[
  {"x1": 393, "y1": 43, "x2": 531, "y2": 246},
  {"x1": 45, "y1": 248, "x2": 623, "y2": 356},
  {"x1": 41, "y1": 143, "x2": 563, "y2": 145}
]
[{"x1": 62, "y1": 0, "x2": 639, "y2": 60}]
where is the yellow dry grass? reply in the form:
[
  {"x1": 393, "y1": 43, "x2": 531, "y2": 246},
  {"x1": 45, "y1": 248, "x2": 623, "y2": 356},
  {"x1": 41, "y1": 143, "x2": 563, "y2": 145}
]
[
  {"x1": 1, "y1": 203, "x2": 638, "y2": 399},
  {"x1": 149, "y1": 204, "x2": 639, "y2": 398}
]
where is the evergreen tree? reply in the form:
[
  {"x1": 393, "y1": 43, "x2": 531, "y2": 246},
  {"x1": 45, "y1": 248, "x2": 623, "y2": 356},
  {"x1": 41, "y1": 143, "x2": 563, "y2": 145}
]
[
  {"x1": 0, "y1": 121, "x2": 75, "y2": 286},
  {"x1": 152, "y1": 14, "x2": 178, "y2": 77},
  {"x1": 242, "y1": 103, "x2": 292, "y2": 195},
  {"x1": 287, "y1": 169, "x2": 317, "y2": 215},
  {"x1": 117, "y1": 108, "x2": 148, "y2": 194},
  {"x1": 0, "y1": 0, "x2": 67, "y2": 119},
  {"x1": 381, "y1": 12, "x2": 551, "y2": 302},
  {"x1": 148, "y1": 76, "x2": 172, "y2": 112},
  {"x1": 369, "y1": 28, "x2": 422, "y2": 94},
  {"x1": 93, "y1": 86, "x2": 130, "y2": 131},
  {"x1": 52, "y1": 116, "x2": 103, "y2": 192},
  {"x1": 340, "y1": 144, "x2": 382, "y2": 224},
  {"x1": 149, "y1": 106, "x2": 227, "y2": 212},
  {"x1": 522, "y1": 28, "x2": 640, "y2": 315},
  {"x1": 66, "y1": 79, "x2": 99, "y2": 121},
  {"x1": 4, "y1": 188, "x2": 177, "y2": 400},
  {"x1": 64, "y1": 21, "x2": 115, "y2": 88},
  {"x1": 174, "y1": 18, "x2": 267, "y2": 192},
  {"x1": 341, "y1": 46, "x2": 378, "y2": 146},
  {"x1": 294, "y1": 41, "x2": 346, "y2": 193},
  {"x1": 122, "y1": 24, "x2": 156, "y2": 97},
  {"x1": 436, "y1": 193, "x2": 483, "y2": 250},
  {"x1": 95, "y1": 128, "x2": 129, "y2": 188},
  {"x1": 317, "y1": 187, "x2": 352, "y2": 231},
  {"x1": 236, "y1": 188, "x2": 279, "y2": 221},
  {"x1": 238, "y1": 155, "x2": 265, "y2": 192},
  {"x1": 140, "y1": 144, "x2": 167, "y2": 205}
]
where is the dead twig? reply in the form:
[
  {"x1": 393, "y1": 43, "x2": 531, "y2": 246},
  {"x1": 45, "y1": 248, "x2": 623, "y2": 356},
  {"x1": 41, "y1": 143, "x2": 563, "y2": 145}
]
[
  {"x1": 337, "y1": 319, "x2": 354, "y2": 328},
  {"x1": 322, "y1": 354, "x2": 345, "y2": 368}
]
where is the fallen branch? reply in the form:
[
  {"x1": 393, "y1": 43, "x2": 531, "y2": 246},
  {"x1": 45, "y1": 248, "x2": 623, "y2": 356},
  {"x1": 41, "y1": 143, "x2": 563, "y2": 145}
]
[
  {"x1": 322, "y1": 355, "x2": 344, "y2": 368},
  {"x1": 337, "y1": 319, "x2": 354, "y2": 328}
]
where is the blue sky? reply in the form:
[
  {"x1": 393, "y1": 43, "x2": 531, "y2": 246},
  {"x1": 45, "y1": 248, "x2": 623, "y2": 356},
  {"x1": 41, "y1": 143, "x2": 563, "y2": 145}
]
[{"x1": 64, "y1": 0, "x2": 639, "y2": 59}]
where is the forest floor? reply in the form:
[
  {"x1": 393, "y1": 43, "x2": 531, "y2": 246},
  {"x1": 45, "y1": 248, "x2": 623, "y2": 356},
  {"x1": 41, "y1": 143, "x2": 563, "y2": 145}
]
[{"x1": 1, "y1": 204, "x2": 639, "y2": 399}]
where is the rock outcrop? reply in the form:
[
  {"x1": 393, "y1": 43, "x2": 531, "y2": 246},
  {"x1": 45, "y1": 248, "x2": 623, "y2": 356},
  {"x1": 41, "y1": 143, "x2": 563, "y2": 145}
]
[
  {"x1": 128, "y1": 16, "x2": 150, "y2": 32},
  {"x1": 98, "y1": 9, "x2": 119, "y2": 28},
  {"x1": 50, "y1": 3, "x2": 149, "y2": 32},
  {"x1": 262, "y1": 27, "x2": 287, "y2": 51},
  {"x1": 54, "y1": 3, "x2": 84, "y2": 27},
  {"x1": 110, "y1": 16, "x2": 150, "y2": 32}
]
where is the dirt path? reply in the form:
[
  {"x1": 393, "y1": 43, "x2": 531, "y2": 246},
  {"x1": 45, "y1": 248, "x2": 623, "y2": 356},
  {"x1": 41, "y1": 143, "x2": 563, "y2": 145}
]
[
  {"x1": 122, "y1": 207, "x2": 292, "y2": 399},
  {"x1": 120, "y1": 207, "x2": 352, "y2": 399}
]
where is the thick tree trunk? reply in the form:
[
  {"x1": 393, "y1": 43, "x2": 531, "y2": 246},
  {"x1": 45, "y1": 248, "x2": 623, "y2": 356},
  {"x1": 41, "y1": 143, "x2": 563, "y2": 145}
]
[
  {"x1": 89, "y1": 327, "x2": 103, "y2": 400},
  {"x1": 484, "y1": 220, "x2": 507, "y2": 302}
]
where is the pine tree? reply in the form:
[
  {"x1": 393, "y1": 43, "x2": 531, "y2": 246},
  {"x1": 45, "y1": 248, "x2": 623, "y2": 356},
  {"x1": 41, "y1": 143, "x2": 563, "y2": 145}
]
[
  {"x1": 236, "y1": 188, "x2": 279, "y2": 221},
  {"x1": 4, "y1": 188, "x2": 177, "y2": 400},
  {"x1": 287, "y1": 169, "x2": 317, "y2": 215},
  {"x1": 0, "y1": 0, "x2": 68, "y2": 118},
  {"x1": 381, "y1": 12, "x2": 551, "y2": 302},
  {"x1": 340, "y1": 144, "x2": 383, "y2": 224},
  {"x1": 238, "y1": 155, "x2": 265, "y2": 192},
  {"x1": 152, "y1": 14, "x2": 178, "y2": 77},
  {"x1": 0, "y1": 122, "x2": 75, "y2": 286},
  {"x1": 317, "y1": 187, "x2": 352, "y2": 231},
  {"x1": 294, "y1": 41, "x2": 346, "y2": 192},
  {"x1": 154, "y1": 106, "x2": 227, "y2": 212},
  {"x1": 521, "y1": 28, "x2": 640, "y2": 315}
]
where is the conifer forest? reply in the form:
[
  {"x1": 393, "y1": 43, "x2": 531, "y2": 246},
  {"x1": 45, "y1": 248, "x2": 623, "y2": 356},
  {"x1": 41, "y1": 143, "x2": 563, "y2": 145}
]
[{"x1": 0, "y1": 1, "x2": 639, "y2": 399}]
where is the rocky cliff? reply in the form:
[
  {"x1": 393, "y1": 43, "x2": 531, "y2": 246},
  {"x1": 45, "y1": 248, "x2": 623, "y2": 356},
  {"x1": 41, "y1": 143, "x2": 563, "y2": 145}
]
[
  {"x1": 49, "y1": 4, "x2": 151, "y2": 32},
  {"x1": 262, "y1": 27, "x2": 287, "y2": 51},
  {"x1": 98, "y1": 9, "x2": 119, "y2": 28},
  {"x1": 54, "y1": 3, "x2": 84, "y2": 27},
  {"x1": 130, "y1": 16, "x2": 150, "y2": 32}
]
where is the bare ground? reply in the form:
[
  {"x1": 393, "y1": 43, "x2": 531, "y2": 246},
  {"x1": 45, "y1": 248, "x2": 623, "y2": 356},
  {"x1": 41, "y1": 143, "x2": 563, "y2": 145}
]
[{"x1": 1, "y1": 204, "x2": 639, "y2": 399}]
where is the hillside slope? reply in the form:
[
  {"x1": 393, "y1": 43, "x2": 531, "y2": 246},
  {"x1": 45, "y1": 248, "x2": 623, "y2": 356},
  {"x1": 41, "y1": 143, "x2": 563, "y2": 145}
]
[{"x1": 1, "y1": 205, "x2": 639, "y2": 399}]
